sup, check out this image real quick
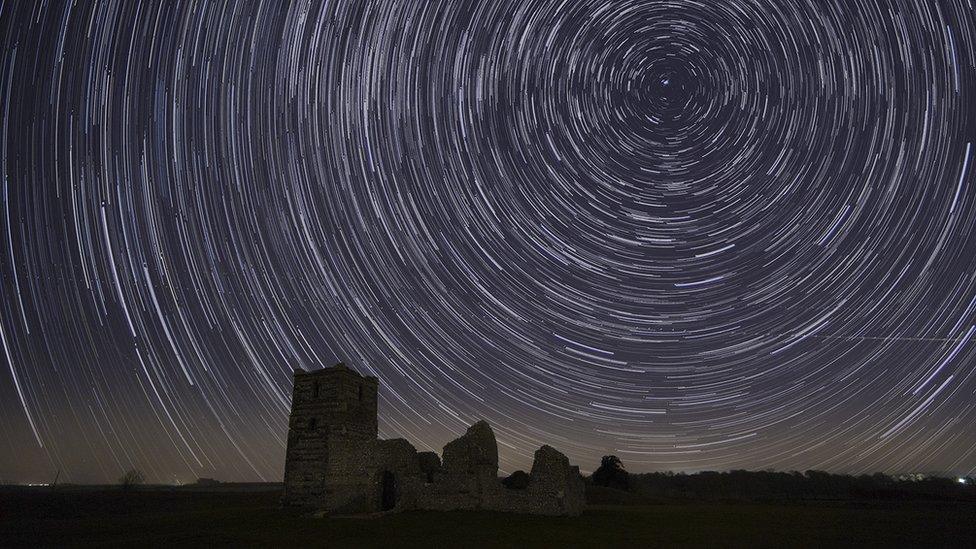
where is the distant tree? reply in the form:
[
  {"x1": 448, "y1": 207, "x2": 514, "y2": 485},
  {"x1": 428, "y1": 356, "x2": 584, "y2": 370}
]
[
  {"x1": 502, "y1": 470, "x2": 531, "y2": 490},
  {"x1": 119, "y1": 469, "x2": 144, "y2": 491},
  {"x1": 592, "y1": 455, "x2": 630, "y2": 490}
]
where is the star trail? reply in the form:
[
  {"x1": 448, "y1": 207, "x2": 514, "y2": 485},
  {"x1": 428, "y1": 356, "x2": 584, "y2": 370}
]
[{"x1": 1, "y1": 1, "x2": 975, "y2": 484}]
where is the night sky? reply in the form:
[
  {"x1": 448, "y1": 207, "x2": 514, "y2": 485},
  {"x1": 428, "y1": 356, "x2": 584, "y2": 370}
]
[{"x1": 1, "y1": 1, "x2": 975, "y2": 485}]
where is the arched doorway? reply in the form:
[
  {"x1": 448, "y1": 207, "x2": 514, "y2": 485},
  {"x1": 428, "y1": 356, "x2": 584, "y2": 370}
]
[{"x1": 380, "y1": 471, "x2": 397, "y2": 511}]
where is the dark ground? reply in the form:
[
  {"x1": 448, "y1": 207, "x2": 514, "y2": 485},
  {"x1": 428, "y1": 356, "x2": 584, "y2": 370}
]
[{"x1": 1, "y1": 486, "x2": 975, "y2": 548}]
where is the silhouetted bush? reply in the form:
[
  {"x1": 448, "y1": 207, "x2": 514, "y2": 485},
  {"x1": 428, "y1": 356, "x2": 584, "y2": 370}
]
[
  {"x1": 119, "y1": 469, "x2": 144, "y2": 491},
  {"x1": 502, "y1": 470, "x2": 530, "y2": 490},
  {"x1": 592, "y1": 455, "x2": 630, "y2": 490}
]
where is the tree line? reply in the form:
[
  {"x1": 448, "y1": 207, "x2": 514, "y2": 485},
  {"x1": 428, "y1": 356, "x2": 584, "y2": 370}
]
[{"x1": 588, "y1": 455, "x2": 976, "y2": 502}]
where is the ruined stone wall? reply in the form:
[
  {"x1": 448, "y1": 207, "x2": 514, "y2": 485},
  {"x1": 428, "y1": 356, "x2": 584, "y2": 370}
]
[
  {"x1": 401, "y1": 423, "x2": 585, "y2": 516},
  {"x1": 283, "y1": 363, "x2": 584, "y2": 516},
  {"x1": 483, "y1": 445, "x2": 585, "y2": 516},
  {"x1": 326, "y1": 437, "x2": 427, "y2": 513},
  {"x1": 404, "y1": 477, "x2": 480, "y2": 511}
]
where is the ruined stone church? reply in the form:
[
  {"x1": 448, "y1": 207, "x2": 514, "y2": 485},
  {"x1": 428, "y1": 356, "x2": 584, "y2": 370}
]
[{"x1": 283, "y1": 363, "x2": 584, "y2": 516}]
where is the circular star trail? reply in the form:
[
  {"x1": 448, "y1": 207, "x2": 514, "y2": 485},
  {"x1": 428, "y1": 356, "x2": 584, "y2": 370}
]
[{"x1": 1, "y1": 1, "x2": 975, "y2": 483}]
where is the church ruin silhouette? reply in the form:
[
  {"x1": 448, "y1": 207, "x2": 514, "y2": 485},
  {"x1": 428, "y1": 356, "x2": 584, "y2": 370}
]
[{"x1": 283, "y1": 363, "x2": 584, "y2": 515}]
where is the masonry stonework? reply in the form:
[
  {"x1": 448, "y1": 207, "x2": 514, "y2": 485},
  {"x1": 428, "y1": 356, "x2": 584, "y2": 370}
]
[{"x1": 283, "y1": 363, "x2": 584, "y2": 516}]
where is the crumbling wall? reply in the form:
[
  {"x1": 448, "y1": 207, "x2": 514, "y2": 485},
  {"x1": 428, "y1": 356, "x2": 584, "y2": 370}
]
[
  {"x1": 312, "y1": 436, "x2": 432, "y2": 513},
  {"x1": 283, "y1": 364, "x2": 585, "y2": 516},
  {"x1": 491, "y1": 445, "x2": 584, "y2": 516},
  {"x1": 406, "y1": 422, "x2": 585, "y2": 516},
  {"x1": 437, "y1": 421, "x2": 499, "y2": 505},
  {"x1": 442, "y1": 421, "x2": 498, "y2": 476}
]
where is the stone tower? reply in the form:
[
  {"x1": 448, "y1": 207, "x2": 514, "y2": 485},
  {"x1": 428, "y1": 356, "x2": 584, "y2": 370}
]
[{"x1": 283, "y1": 363, "x2": 378, "y2": 506}]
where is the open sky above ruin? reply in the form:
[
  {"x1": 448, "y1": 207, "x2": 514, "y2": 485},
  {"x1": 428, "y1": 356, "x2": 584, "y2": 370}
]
[{"x1": 1, "y1": 1, "x2": 975, "y2": 484}]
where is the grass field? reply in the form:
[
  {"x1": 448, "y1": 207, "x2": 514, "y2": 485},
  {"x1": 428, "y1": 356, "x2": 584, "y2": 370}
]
[{"x1": 2, "y1": 488, "x2": 975, "y2": 547}]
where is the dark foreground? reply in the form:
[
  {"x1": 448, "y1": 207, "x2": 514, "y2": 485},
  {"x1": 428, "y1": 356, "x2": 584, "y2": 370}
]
[{"x1": 2, "y1": 488, "x2": 975, "y2": 548}]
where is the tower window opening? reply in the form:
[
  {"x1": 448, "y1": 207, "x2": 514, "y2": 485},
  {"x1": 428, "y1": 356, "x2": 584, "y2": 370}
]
[
  {"x1": 308, "y1": 417, "x2": 317, "y2": 431},
  {"x1": 312, "y1": 381, "x2": 320, "y2": 398},
  {"x1": 358, "y1": 385, "x2": 363, "y2": 401}
]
